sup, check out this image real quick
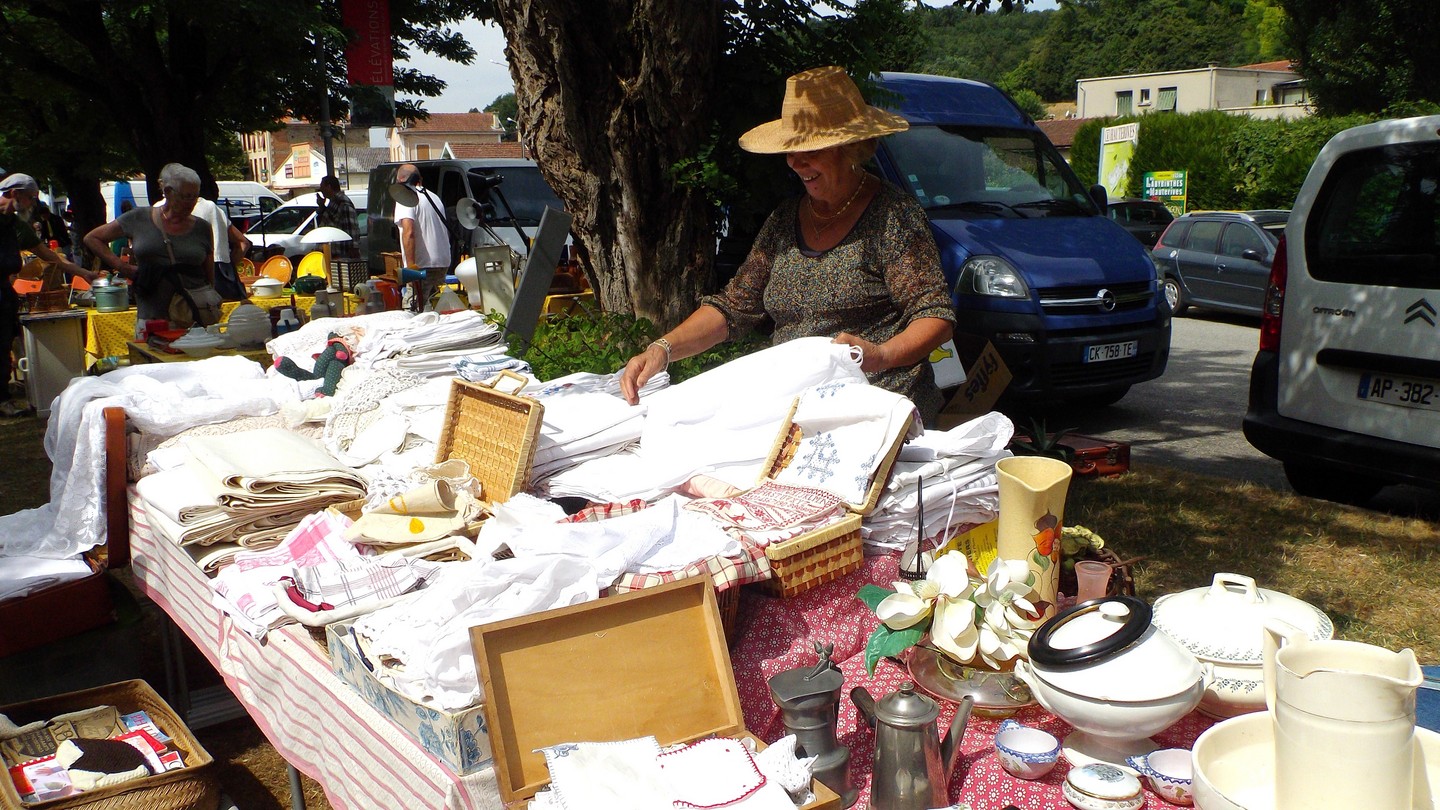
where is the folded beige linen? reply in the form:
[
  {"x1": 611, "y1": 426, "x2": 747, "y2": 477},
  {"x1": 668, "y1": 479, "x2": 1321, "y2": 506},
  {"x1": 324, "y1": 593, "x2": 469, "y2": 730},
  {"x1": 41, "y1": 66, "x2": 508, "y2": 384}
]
[{"x1": 185, "y1": 428, "x2": 367, "y2": 494}]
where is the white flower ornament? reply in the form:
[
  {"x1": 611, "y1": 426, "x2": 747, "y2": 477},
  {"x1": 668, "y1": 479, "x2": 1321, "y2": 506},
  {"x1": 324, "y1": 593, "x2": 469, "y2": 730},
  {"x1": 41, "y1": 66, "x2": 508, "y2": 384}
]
[{"x1": 875, "y1": 551, "x2": 973, "y2": 630}]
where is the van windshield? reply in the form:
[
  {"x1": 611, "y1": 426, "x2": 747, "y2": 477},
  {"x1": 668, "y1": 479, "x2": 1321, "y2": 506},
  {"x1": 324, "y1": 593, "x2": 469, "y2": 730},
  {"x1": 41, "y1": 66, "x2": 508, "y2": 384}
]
[
  {"x1": 885, "y1": 125, "x2": 1097, "y2": 218},
  {"x1": 468, "y1": 167, "x2": 564, "y2": 225}
]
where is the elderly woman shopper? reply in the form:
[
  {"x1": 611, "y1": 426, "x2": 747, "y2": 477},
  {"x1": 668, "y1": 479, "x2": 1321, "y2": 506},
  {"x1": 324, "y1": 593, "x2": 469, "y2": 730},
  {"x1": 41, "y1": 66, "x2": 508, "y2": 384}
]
[
  {"x1": 83, "y1": 163, "x2": 220, "y2": 327},
  {"x1": 620, "y1": 66, "x2": 955, "y2": 423}
]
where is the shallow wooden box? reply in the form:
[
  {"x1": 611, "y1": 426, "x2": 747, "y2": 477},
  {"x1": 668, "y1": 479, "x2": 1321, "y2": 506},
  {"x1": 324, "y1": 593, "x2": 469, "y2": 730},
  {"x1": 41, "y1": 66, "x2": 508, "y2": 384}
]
[{"x1": 470, "y1": 577, "x2": 841, "y2": 808}]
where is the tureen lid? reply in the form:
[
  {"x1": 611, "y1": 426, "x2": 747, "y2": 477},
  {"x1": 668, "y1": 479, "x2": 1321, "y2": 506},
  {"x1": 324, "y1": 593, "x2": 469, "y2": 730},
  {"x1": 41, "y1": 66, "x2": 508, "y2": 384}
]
[
  {"x1": 1151, "y1": 573, "x2": 1334, "y2": 666},
  {"x1": 170, "y1": 327, "x2": 224, "y2": 349},
  {"x1": 1027, "y1": 595, "x2": 1202, "y2": 702},
  {"x1": 1067, "y1": 763, "x2": 1141, "y2": 801}
]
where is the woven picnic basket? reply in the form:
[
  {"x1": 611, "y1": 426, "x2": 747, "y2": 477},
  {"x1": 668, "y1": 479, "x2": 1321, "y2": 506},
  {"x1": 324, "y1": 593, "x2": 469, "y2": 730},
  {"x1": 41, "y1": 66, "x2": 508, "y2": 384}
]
[
  {"x1": 754, "y1": 397, "x2": 910, "y2": 598},
  {"x1": 0, "y1": 680, "x2": 218, "y2": 810},
  {"x1": 435, "y1": 371, "x2": 543, "y2": 504}
]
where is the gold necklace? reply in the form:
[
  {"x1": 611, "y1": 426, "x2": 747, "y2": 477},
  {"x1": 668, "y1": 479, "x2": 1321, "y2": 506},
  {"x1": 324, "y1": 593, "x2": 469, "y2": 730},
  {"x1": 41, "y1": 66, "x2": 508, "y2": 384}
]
[{"x1": 806, "y1": 174, "x2": 869, "y2": 223}]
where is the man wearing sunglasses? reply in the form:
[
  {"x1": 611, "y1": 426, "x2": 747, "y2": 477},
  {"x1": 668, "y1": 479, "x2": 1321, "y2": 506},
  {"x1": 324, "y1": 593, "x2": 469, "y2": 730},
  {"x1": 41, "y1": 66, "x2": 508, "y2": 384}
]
[{"x1": 1, "y1": 173, "x2": 93, "y2": 415}]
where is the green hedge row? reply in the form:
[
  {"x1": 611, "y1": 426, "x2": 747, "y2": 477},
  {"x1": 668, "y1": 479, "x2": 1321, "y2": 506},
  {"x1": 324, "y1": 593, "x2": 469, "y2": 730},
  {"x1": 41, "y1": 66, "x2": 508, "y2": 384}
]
[{"x1": 1067, "y1": 105, "x2": 1437, "y2": 211}]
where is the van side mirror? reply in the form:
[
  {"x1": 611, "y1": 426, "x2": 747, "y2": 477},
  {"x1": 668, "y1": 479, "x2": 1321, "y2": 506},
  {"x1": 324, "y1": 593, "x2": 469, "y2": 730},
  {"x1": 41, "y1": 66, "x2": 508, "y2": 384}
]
[
  {"x1": 1089, "y1": 184, "x2": 1108, "y2": 213},
  {"x1": 1242, "y1": 248, "x2": 1263, "y2": 262}
]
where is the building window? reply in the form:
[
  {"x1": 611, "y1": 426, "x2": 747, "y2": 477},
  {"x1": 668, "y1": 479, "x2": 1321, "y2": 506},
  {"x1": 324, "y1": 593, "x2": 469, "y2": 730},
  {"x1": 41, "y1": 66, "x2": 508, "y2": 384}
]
[
  {"x1": 1139, "y1": 88, "x2": 1152, "y2": 106},
  {"x1": 1157, "y1": 87, "x2": 1178, "y2": 112},
  {"x1": 1116, "y1": 91, "x2": 1133, "y2": 116},
  {"x1": 1256, "y1": 89, "x2": 1270, "y2": 105},
  {"x1": 416, "y1": 144, "x2": 431, "y2": 160}
]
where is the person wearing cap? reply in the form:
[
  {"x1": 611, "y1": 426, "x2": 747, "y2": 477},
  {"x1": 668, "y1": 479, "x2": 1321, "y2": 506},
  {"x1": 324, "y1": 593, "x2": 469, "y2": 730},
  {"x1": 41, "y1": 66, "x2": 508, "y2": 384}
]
[
  {"x1": 0, "y1": 173, "x2": 95, "y2": 411},
  {"x1": 619, "y1": 66, "x2": 955, "y2": 423}
]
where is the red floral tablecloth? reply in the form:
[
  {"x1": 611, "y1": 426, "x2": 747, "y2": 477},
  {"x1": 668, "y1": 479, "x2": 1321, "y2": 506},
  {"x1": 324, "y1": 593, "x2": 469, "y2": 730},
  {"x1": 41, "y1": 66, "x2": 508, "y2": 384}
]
[{"x1": 731, "y1": 554, "x2": 1216, "y2": 809}]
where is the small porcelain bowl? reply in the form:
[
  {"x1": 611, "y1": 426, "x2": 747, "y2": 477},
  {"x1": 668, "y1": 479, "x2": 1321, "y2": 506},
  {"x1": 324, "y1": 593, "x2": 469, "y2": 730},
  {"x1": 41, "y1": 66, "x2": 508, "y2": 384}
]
[
  {"x1": 1126, "y1": 747, "x2": 1195, "y2": 806},
  {"x1": 994, "y1": 719, "x2": 1060, "y2": 780},
  {"x1": 1063, "y1": 763, "x2": 1143, "y2": 810}
]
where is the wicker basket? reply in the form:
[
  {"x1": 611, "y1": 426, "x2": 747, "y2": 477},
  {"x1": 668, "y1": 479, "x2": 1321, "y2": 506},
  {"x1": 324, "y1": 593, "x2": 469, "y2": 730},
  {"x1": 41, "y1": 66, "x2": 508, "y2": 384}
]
[
  {"x1": 435, "y1": 371, "x2": 543, "y2": 504},
  {"x1": 754, "y1": 397, "x2": 909, "y2": 598},
  {"x1": 760, "y1": 513, "x2": 864, "y2": 599},
  {"x1": 0, "y1": 680, "x2": 219, "y2": 810}
]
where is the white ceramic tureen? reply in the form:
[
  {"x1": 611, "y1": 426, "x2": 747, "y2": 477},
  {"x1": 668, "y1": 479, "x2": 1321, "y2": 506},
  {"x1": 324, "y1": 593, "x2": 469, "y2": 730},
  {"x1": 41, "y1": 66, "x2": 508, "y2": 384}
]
[
  {"x1": 169, "y1": 326, "x2": 225, "y2": 357},
  {"x1": 1151, "y1": 572, "x2": 1333, "y2": 719},
  {"x1": 1013, "y1": 595, "x2": 1207, "y2": 770}
]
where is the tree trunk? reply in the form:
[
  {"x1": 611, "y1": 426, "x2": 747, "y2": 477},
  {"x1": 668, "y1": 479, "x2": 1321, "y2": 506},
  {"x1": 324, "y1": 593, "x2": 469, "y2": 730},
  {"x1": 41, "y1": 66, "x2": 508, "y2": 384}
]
[{"x1": 493, "y1": 0, "x2": 719, "y2": 331}]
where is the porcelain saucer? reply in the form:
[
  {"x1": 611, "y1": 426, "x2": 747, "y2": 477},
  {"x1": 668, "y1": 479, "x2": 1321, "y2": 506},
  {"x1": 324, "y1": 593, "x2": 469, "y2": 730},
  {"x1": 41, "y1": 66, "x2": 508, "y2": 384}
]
[{"x1": 1193, "y1": 712, "x2": 1440, "y2": 809}]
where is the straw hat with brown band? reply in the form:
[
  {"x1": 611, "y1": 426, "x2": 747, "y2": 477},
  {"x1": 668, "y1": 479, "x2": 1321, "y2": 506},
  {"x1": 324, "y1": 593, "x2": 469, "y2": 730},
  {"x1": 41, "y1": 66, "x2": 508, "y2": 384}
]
[{"x1": 738, "y1": 65, "x2": 909, "y2": 155}]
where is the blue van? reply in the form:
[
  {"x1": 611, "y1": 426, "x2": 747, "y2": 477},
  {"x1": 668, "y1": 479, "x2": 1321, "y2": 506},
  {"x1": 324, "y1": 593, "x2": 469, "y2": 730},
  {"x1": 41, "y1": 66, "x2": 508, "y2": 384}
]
[{"x1": 874, "y1": 72, "x2": 1170, "y2": 405}]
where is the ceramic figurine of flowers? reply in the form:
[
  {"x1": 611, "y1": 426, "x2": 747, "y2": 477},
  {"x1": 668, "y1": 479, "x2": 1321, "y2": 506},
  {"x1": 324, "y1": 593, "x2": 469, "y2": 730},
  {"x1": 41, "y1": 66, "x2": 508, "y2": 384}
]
[{"x1": 856, "y1": 551, "x2": 1045, "y2": 675}]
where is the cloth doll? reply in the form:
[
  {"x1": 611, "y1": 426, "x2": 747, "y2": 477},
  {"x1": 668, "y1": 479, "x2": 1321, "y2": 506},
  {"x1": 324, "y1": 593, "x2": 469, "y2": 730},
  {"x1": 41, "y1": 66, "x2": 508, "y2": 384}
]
[{"x1": 274, "y1": 333, "x2": 353, "y2": 396}]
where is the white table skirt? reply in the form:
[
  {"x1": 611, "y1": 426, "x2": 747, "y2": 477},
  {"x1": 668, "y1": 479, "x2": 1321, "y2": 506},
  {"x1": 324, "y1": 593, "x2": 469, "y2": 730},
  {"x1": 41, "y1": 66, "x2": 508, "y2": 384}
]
[{"x1": 127, "y1": 491, "x2": 504, "y2": 810}]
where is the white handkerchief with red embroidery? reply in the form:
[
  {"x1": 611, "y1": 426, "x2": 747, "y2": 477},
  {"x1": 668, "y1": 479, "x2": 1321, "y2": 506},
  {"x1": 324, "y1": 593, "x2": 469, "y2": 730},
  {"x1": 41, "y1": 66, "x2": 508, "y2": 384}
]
[{"x1": 660, "y1": 737, "x2": 785, "y2": 808}]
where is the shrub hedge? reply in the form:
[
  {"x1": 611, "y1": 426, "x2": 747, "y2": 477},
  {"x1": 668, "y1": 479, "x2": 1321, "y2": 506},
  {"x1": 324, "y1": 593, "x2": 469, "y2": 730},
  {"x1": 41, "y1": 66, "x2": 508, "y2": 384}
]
[{"x1": 1066, "y1": 105, "x2": 1436, "y2": 211}]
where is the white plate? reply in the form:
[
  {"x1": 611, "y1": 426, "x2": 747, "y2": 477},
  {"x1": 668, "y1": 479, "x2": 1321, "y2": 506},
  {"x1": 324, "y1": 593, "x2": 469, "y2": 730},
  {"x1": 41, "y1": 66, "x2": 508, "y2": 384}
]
[{"x1": 1193, "y1": 712, "x2": 1440, "y2": 809}]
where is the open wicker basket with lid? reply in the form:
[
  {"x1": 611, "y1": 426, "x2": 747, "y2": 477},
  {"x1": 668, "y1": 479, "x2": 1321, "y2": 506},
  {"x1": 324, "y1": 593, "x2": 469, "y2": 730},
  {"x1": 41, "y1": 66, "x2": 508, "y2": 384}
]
[{"x1": 754, "y1": 397, "x2": 910, "y2": 598}]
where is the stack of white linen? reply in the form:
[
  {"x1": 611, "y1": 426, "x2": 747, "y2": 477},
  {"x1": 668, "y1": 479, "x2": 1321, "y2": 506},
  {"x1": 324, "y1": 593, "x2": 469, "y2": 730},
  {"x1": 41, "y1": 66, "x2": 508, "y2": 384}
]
[
  {"x1": 541, "y1": 337, "x2": 868, "y2": 503},
  {"x1": 527, "y1": 370, "x2": 669, "y2": 482},
  {"x1": 863, "y1": 411, "x2": 1014, "y2": 553},
  {"x1": 137, "y1": 428, "x2": 366, "y2": 549}
]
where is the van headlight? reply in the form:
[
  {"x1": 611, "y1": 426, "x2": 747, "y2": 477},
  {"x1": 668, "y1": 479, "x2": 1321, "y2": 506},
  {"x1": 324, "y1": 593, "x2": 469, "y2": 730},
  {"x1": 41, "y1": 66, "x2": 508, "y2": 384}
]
[{"x1": 957, "y1": 255, "x2": 1029, "y2": 298}]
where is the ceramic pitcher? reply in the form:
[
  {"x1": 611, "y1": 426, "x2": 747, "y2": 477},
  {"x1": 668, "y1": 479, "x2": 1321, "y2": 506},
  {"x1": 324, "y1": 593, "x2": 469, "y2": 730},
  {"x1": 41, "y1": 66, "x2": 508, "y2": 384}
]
[
  {"x1": 1263, "y1": 618, "x2": 1422, "y2": 810},
  {"x1": 995, "y1": 456, "x2": 1072, "y2": 620}
]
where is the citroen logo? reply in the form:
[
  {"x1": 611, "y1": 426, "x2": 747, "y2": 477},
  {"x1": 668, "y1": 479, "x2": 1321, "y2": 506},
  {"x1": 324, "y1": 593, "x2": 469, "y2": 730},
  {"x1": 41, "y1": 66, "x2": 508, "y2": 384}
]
[
  {"x1": 1406, "y1": 299, "x2": 1436, "y2": 327},
  {"x1": 1097, "y1": 288, "x2": 1116, "y2": 312}
]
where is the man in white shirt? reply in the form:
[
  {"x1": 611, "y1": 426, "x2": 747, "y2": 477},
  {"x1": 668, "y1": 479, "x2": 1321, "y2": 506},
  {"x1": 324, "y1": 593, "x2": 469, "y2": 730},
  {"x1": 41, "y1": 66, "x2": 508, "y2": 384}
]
[{"x1": 394, "y1": 163, "x2": 452, "y2": 310}]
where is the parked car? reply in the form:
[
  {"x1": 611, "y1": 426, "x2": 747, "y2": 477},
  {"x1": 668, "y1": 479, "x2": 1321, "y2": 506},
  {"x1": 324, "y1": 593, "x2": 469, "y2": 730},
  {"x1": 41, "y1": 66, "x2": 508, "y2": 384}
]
[
  {"x1": 246, "y1": 191, "x2": 368, "y2": 264},
  {"x1": 1243, "y1": 115, "x2": 1440, "y2": 504},
  {"x1": 872, "y1": 72, "x2": 1170, "y2": 407},
  {"x1": 1152, "y1": 209, "x2": 1288, "y2": 317},
  {"x1": 1106, "y1": 198, "x2": 1174, "y2": 247}
]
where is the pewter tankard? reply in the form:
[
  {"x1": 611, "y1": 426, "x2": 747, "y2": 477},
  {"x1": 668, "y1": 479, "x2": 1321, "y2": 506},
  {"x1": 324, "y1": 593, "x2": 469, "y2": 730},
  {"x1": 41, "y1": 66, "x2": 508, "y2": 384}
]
[{"x1": 769, "y1": 643, "x2": 857, "y2": 807}]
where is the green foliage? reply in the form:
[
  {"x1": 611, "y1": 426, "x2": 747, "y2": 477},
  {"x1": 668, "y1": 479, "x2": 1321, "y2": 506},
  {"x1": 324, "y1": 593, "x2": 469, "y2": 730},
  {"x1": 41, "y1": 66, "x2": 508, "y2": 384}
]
[
  {"x1": 508, "y1": 304, "x2": 767, "y2": 384},
  {"x1": 1230, "y1": 113, "x2": 1373, "y2": 209},
  {"x1": 912, "y1": 4, "x2": 1051, "y2": 88},
  {"x1": 1280, "y1": 0, "x2": 1440, "y2": 115},
  {"x1": 484, "y1": 93, "x2": 519, "y2": 139},
  {"x1": 1127, "y1": 110, "x2": 1244, "y2": 209},
  {"x1": 1006, "y1": 88, "x2": 1048, "y2": 120},
  {"x1": 1014, "y1": 0, "x2": 1271, "y2": 101}
]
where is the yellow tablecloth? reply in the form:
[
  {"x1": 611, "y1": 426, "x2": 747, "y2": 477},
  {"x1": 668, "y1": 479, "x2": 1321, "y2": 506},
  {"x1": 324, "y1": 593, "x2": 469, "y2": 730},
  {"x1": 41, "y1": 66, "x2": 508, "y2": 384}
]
[{"x1": 84, "y1": 295, "x2": 357, "y2": 366}]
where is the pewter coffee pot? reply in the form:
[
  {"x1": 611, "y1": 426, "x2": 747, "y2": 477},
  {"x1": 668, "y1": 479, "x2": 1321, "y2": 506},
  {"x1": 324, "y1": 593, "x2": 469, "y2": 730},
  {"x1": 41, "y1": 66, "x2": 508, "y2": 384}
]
[
  {"x1": 769, "y1": 643, "x2": 857, "y2": 807},
  {"x1": 851, "y1": 682, "x2": 973, "y2": 810}
]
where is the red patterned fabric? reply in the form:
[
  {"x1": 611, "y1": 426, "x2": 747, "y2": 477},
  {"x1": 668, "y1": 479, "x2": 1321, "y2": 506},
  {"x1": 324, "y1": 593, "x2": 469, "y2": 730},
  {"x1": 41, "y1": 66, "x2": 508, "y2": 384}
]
[{"x1": 731, "y1": 554, "x2": 1216, "y2": 809}]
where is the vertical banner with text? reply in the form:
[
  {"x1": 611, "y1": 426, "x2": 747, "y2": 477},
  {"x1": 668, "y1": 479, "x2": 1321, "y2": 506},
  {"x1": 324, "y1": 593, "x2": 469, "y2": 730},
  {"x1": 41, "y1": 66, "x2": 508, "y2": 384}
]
[
  {"x1": 1099, "y1": 123, "x2": 1139, "y2": 199},
  {"x1": 342, "y1": 0, "x2": 395, "y2": 127},
  {"x1": 1142, "y1": 170, "x2": 1188, "y2": 217}
]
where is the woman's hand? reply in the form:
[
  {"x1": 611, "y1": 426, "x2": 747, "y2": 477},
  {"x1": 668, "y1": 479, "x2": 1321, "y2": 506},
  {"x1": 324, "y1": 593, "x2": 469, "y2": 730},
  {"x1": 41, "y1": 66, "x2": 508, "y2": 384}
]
[
  {"x1": 833, "y1": 332, "x2": 890, "y2": 372},
  {"x1": 619, "y1": 343, "x2": 669, "y2": 405}
]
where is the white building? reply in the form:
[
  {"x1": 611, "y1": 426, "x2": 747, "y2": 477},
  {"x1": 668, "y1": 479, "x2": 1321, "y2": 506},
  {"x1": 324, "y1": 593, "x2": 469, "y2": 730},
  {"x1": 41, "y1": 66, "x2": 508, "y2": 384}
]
[{"x1": 1076, "y1": 60, "x2": 1310, "y2": 121}]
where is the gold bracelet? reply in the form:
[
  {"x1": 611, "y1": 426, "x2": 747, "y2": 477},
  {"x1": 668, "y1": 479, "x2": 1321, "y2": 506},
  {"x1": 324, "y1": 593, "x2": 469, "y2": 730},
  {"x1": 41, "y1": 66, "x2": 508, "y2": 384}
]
[{"x1": 649, "y1": 337, "x2": 672, "y2": 365}]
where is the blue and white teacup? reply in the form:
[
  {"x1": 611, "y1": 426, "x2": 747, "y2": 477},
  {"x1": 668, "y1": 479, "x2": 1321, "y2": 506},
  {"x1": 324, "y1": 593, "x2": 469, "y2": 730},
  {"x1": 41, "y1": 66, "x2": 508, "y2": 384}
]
[
  {"x1": 1126, "y1": 747, "x2": 1195, "y2": 806},
  {"x1": 993, "y1": 718, "x2": 1060, "y2": 780}
]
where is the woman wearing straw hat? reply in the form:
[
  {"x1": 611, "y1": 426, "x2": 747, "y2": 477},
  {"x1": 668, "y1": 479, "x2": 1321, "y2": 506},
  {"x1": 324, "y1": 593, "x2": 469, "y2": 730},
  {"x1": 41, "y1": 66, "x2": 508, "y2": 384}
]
[{"x1": 620, "y1": 66, "x2": 955, "y2": 423}]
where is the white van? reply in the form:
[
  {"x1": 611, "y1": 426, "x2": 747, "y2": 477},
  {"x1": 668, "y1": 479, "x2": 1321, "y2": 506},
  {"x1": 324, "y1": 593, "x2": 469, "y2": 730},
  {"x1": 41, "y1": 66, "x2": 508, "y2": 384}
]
[
  {"x1": 100, "y1": 179, "x2": 283, "y2": 228},
  {"x1": 1243, "y1": 115, "x2": 1440, "y2": 504}
]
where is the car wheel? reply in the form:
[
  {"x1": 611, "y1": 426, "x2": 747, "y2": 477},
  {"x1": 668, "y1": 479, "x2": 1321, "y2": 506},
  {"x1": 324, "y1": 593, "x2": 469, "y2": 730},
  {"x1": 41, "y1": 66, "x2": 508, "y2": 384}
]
[
  {"x1": 1068, "y1": 385, "x2": 1131, "y2": 409},
  {"x1": 1282, "y1": 461, "x2": 1384, "y2": 506},
  {"x1": 1163, "y1": 276, "x2": 1189, "y2": 316}
]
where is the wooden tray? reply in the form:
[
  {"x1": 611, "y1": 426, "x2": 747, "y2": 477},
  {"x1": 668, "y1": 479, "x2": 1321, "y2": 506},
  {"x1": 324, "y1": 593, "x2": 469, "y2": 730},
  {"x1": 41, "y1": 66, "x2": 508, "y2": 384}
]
[{"x1": 471, "y1": 577, "x2": 839, "y2": 807}]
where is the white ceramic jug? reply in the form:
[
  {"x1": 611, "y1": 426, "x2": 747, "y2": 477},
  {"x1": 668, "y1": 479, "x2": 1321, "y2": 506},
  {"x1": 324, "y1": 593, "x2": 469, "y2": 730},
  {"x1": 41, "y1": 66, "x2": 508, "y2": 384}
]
[{"x1": 1263, "y1": 618, "x2": 1421, "y2": 810}]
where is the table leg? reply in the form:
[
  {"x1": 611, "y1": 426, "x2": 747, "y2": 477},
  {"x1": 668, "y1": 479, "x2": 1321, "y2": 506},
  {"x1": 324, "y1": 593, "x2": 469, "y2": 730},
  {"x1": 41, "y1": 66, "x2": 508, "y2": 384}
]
[
  {"x1": 288, "y1": 763, "x2": 308, "y2": 810},
  {"x1": 160, "y1": 614, "x2": 192, "y2": 719}
]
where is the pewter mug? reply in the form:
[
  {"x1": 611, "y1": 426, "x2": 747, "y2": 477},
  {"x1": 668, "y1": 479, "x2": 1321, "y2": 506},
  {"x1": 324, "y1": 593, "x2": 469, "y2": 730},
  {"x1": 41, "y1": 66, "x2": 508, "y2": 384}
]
[
  {"x1": 769, "y1": 643, "x2": 857, "y2": 807},
  {"x1": 851, "y1": 682, "x2": 973, "y2": 810}
]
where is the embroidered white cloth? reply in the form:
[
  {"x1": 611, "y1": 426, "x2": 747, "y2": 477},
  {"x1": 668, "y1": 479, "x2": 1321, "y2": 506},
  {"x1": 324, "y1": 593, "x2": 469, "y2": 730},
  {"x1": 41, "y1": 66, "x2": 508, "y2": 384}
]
[
  {"x1": 540, "y1": 737, "x2": 671, "y2": 810},
  {"x1": 544, "y1": 338, "x2": 866, "y2": 503},
  {"x1": 352, "y1": 555, "x2": 602, "y2": 710},
  {"x1": 770, "y1": 379, "x2": 922, "y2": 505}
]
